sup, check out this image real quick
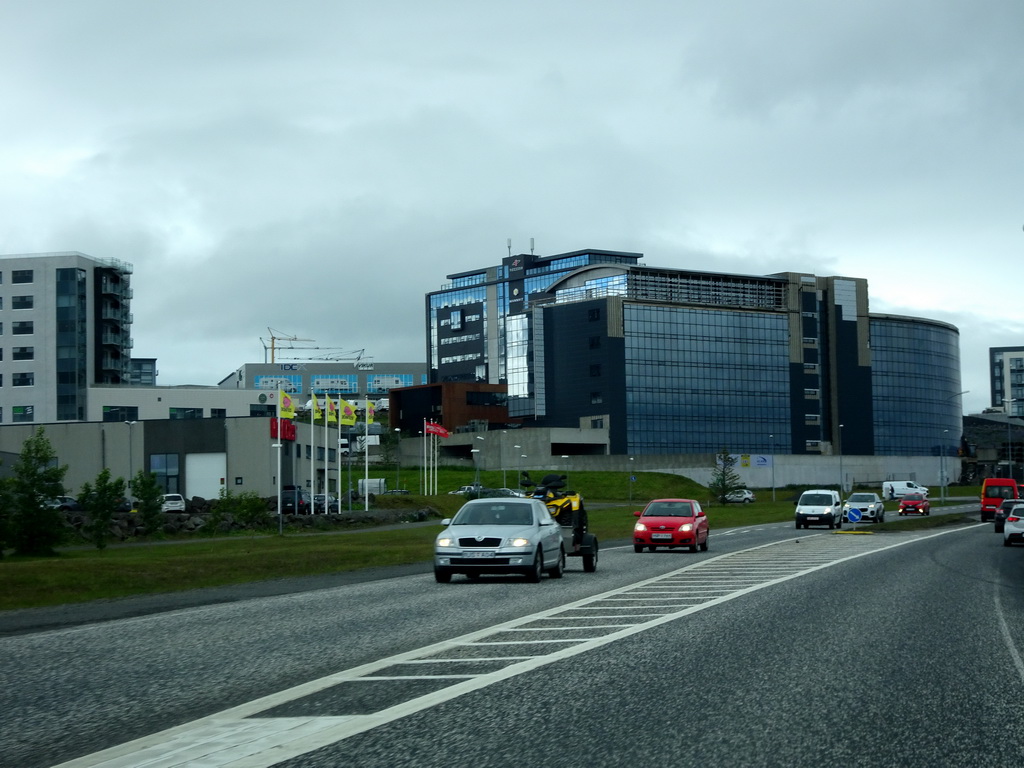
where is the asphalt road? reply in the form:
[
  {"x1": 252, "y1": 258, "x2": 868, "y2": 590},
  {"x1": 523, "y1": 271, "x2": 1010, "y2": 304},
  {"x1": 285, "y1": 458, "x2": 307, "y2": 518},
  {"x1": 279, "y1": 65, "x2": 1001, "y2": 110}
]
[{"x1": 6, "y1": 502, "x2": 1023, "y2": 767}]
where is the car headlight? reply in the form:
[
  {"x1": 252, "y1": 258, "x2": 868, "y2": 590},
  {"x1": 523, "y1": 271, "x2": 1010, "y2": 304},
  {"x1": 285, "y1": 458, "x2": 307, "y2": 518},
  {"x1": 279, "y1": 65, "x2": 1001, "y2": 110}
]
[
  {"x1": 507, "y1": 537, "x2": 531, "y2": 547},
  {"x1": 635, "y1": 523, "x2": 648, "y2": 532},
  {"x1": 436, "y1": 536, "x2": 459, "y2": 548},
  {"x1": 679, "y1": 523, "x2": 693, "y2": 532}
]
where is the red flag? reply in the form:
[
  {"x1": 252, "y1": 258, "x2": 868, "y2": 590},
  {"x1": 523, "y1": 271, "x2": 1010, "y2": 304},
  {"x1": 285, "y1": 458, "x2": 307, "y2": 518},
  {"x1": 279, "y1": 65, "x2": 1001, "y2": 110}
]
[{"x1": 425, "y1": 422, "x2": 450, "y2": 438}]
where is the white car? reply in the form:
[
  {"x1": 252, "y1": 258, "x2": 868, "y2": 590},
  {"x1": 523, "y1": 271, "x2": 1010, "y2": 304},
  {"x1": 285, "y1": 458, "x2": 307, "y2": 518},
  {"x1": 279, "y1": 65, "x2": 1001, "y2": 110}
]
[
  {"x1": 161, "y1": 493, "x2": 186, "y2": 512},
  {"x1": 434, "y1": 498, "x2": 565, "y2": 582},
  {"x1": 725, "y1": 489, "x2": 756, "y2": 503},
  {"x1": 1003, "y1": 507, "x2": 1024, "y2": 546},
  {"x1": 843, "y1": 492, "x2": 885, "y2": 523}
]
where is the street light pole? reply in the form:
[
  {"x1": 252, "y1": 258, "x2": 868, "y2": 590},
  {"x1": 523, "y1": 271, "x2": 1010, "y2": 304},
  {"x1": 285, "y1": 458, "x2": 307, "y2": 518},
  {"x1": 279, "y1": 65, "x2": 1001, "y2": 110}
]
[
  {"x1": 394, "y1": 428, "x2": 401, "y2": 492},
  {"x1": 1004, "y1": 398, "x2": 1018, "y2": 480},
  {"x1": 838, "y1": 424, "x2": 844, "y2": 497},
  {"x1": 941, "y1": 429, "x2": 949, "y2": 506},
  {"x1": 124, "y1": 420, "x2": 137, "y2": 495},
  {"x1": 770, "y1": 434, "x2": 776, "y2": 502}
]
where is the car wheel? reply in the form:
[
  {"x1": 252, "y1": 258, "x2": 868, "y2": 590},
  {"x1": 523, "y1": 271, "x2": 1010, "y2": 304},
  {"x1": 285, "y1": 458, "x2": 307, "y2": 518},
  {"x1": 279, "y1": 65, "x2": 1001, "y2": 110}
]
[
  {"x1": 434, "y1": 567, "x2": 452, "y2": 584},
  {"x1": 1004, "y1": 537, "x2": 1012, "y2": 547},
  {"x1": 583, "y1": 540, "x2": 599, "y2": 572},
  {"x1": 744, "y1": 498, "x2": 752, "y2": 503},
  {"x1": 795, "y1": 521, "x2": 802, "y2": 529},
  {"x1": 689, "y1": 539, "x2": 698, "y2": 552},
  {"x1": 547, "y1": 547, "x2": 565, "y2": 579},
  {"x1": 634, "y1": 544, "x2": 644, "y2": 553},
  {"x1": 700, "y1": 535, "x2": 709, "y2": 552},
  {"x1": 526, "y1": 548, "x2": 544, "y2": 582}
]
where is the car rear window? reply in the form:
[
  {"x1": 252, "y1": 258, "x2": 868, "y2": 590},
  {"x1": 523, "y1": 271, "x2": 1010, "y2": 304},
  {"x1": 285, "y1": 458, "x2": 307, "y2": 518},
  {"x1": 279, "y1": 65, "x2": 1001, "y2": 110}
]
[{"x1": 644, "y1": 501, "x2": 694, "y2": 517}]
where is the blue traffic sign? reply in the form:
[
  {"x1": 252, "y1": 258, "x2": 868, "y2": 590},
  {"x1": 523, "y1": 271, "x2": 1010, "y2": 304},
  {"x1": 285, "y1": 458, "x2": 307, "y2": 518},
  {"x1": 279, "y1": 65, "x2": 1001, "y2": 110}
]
[{"x1": 846, "y1": 508, "x2": 862, "y2": 523}]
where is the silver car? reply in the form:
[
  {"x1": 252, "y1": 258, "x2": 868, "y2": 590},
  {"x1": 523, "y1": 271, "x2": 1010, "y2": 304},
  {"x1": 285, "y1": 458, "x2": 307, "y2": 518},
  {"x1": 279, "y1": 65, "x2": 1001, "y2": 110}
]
[{"x1": 434, "y1": 498, "x2": 565, "y2": 583}]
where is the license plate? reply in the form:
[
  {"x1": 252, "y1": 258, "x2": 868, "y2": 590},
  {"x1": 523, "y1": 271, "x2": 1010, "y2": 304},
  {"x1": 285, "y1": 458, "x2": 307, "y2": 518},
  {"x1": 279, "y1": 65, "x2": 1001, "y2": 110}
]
[
  {"x1": 652, "y1": 533, "x2": 672, "y2": 540},
  {"x1": 465, "y1": 551, "x2": 495, "y2": 558},
  {"x1": 806, "y1": 516, "x2": 819, "y2": 521}
]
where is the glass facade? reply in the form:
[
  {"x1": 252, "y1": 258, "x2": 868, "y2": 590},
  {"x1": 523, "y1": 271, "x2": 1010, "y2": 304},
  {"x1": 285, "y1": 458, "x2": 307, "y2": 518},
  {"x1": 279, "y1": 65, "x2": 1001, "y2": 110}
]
[
  {"x1": 624, "y1": 305, "x2": 791, "y2": 454},
  {"x1": 56, "y1": 268, "x2": 88, "y2": 420},
  {"x1": 871, "y1": 318, "x2": 962, "y2": 456}
]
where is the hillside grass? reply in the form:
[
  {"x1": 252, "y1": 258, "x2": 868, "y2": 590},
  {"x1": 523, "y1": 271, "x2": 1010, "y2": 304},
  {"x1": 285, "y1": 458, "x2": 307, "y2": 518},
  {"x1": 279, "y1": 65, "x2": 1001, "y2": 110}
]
[{"x1": 0, "y1": 469, "x2": 979, "y2": 611}]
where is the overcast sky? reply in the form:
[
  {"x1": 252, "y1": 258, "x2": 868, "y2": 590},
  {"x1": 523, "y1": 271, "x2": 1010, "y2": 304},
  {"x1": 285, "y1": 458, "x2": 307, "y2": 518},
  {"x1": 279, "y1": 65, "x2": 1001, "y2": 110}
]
[{"x1": 2, "y1": 1, "x2": 1021, "y2": 415}]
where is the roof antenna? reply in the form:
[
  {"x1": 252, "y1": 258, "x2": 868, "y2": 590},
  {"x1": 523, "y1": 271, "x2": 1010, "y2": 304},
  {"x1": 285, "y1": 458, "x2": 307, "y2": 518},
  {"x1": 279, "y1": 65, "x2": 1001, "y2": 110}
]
[
  {"x1": 507, "y1": 237, "x2": 512, "y2": 257},
  {"x1": 530, "y1": 237, "x2": 535, "y2": 255}
]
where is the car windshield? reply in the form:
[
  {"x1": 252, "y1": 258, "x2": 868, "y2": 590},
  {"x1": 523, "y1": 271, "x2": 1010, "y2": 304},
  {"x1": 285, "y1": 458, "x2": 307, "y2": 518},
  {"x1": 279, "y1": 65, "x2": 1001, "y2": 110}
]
[
  {"x1": 643, "y1": 501, "x2": 694, "y2": 517},
  {"x1": 800, "y1": 494, "x2": 834, "y2": 506},
  {"x1": 453, "y1": 503, "x2": 535, "y2": 526},
  {"x1": 848, "y1": 494, "x2": 874, "y2": 502}
]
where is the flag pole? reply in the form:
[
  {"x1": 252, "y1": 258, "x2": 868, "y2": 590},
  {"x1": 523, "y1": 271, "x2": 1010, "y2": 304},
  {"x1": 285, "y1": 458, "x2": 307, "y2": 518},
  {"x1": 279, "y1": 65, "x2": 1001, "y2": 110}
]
[{"x1": 363, "y1": 397, "x2": 370, "y2": 511}]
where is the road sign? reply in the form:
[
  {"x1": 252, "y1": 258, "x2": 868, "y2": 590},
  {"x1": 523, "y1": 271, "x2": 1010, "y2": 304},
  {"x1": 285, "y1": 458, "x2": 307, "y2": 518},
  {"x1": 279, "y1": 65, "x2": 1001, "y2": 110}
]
[{"x1": 846, "y1": 508, "x2": 862, "y2": 523}]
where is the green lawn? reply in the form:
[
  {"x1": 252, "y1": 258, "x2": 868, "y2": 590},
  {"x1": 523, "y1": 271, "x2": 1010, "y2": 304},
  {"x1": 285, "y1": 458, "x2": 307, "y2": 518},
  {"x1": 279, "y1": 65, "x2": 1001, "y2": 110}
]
[{"x1": 0, "y1": 471, "x2": 978, "y2": 611}]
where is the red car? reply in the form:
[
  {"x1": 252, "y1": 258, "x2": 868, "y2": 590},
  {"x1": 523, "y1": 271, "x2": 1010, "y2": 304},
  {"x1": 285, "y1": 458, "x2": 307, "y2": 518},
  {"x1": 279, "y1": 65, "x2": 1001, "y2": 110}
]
[
  {"x1": 898, "y1": 493, "x2": 931, "y2": 516},
  {"x1": 634, "y1": 498, "x2": 709, "y2": 553}
]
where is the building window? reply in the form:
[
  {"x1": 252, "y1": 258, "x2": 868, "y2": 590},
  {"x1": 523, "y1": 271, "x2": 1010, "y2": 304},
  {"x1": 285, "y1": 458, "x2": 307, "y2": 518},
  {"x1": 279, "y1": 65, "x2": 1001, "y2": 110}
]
[
  {"x1": 590, "y1": 418, "x2": 604, "y2": 429},
  {"x1": 150, "y1": 453, "x2": 180, "y2": 493},
  {"x1": 11, "y1": 269, "x2": 33, "y2": 284},
  {"x1": 12, "y1": 405, "x2": 34, "y2": 423},
  {"x1": 169, "y1": 407, "x2": 203, "y2": 419},
  {"x1": 589, "y1": 336, "x2": 601, "y2": 349},
  {"x1": 12, "y1": 346, "x2": 33, "y2": 361},
  {"x1": 588, "y1": 308, "x2": 601, "y2": 321},
  {"x1": 589, "y1": 364, "x2": 602, "y2": 377},
  {"x1": 450, "y1": 309, "x2": 462, "y2": 331},
  {"x1": 12, "y1": 372, "x2": 34, "y2": 387},
  {"x1": 11, "y1": 295, "x2": 33, "y2": 310},
  {"x1": 591, "y1": 392, "x2": 603, "y2": 404},
  {"x1": 210, "y1": 408, "x2": 227, "y2": 418},
  {"x1": 12, "y1": 321, "x2": 33, "y2": 335},
  {"x1": 103, "y1": 406, "x2": 139, "y2": 422}
]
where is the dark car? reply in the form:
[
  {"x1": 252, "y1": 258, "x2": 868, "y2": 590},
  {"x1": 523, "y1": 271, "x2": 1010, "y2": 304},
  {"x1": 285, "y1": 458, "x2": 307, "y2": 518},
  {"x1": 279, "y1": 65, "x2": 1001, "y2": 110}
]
[
  {"x1": 995, "y1": 499, "x2": 1024, "y2": 533},
  {"x1": 281, "y1": 488, "x2": 311, "y2": 514},
  {"x1": 46, "y1": 495, "x2": 82, "y2": 512}
]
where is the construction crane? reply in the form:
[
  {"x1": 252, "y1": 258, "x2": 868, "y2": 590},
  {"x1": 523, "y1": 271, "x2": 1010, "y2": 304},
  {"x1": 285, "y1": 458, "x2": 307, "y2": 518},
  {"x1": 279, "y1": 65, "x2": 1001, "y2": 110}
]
[
  {"x1": 261, "y1": 328, "x2": 315, "y2": 364},
  {"x1": 261, "y1": 329, "x2": 371, "y2": 368}
]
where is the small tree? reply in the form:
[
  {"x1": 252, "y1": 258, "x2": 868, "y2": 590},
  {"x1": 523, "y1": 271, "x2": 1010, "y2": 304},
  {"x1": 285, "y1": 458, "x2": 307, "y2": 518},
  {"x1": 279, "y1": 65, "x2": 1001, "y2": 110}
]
[
  {"x1": 0, "y1": 475, "x2": 12, "y2": 558},
  {"x1": 132, "y1": 470, "x2": 165, "y2": 537},
  {"x1": 708, "y1": 447, "x2": 744, "y2": 503},
  {"x1": 79, "y1": 468, "x2": 126, "y2": 550},
  {"x1": 8, "y1": 427, "x2": 68, "y2": 556}
]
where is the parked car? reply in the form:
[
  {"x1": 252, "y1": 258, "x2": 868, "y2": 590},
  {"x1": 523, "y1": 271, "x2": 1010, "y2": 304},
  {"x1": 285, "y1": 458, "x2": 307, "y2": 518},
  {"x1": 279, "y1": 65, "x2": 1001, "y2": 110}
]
[
  {"x1": 448, "y1": 484, "x2": 485, "y2": 497},
  {"x1": 281, "y1": 488, "x2": 311, "y2": 514},
  {"x1": 633, "y1": 498, "x2": 709, "y2": 553},
  {"x1": 1003, "y1": 506, "x2": 1024, "y2": 546},
  {"x1": 898, "y1": 493, "x2": 930, "y2": 516},
  {"x1": 313, "y1": 494, "x2": 339, "y2": 513},
  {"x1": 381, "y1": 489, "x2": 411, "y2": 495},
  {"x1": 725, "y1": 489, "x2": 756, "y2": 503},
  {"x1": 794, "y1": 489, "x2": 842, "y2": 529},
  {"x1": 434, "y1": 497, "x2": 566, "y2": 582},
  {"x1": 161, "y1": 493, "x2": 186, "y2": 512},
  {"x1": 843, "y1": 492, "x2": 885, "y2": 523},
  {"x1": 46, "y1": 495, "x2": 81, "y2": 512},
  {"x1": 995, "y1": 499, "x2": 1024, "y2": 533}
]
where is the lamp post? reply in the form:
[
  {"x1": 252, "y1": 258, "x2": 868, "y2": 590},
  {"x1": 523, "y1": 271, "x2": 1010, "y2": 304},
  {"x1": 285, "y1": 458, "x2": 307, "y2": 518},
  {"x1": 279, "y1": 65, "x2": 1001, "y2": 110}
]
[
  {"x1": 475, "y1": 435, "x2": 485, "y2": 488},
  {"x1": 1004, "y1": 398, "x2": 1018, "y2": 480},
  {"x1": 513, "y1": 445, "x2": 521, "y2": 490},
  {"x1": 941, "y1": 429, "x2": 949, "y2": 506},
  {"x1": 471, "y1": 448, "x2": 481, "y2": 489},
  {"x1": 394, "y1": 428, "x2": 401, "y2": 492},
  {"x1": 501, "y1": 430, "x2": 507, "y2": 490},
  {"x1": 769, "y1": 434, "x2": 776, "y2": 502},
  {"x1": 838, "y1": 424, "x2": 844, "y2": 497},
  {"x1": 124, "y1": 420, "x2": 137, "y2": 495},
  {"x1": 628, "y1": 456, "x2": 634, "y2": 505}
]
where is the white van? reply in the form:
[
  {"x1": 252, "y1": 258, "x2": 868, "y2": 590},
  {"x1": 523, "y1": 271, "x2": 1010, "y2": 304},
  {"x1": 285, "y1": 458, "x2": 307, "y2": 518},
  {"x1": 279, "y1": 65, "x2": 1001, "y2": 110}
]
[
  {"x1": 882, "y1": 481, "x2": 929, "y2": 500},
  {"x1": 795, "y1": 489, "x2": 842, "y2": 529}
]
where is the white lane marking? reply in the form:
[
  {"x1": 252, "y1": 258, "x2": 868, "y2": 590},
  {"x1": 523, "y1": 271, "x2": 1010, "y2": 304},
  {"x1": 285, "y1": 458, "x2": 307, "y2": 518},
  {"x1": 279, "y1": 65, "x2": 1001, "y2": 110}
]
[
  {"x1": 55, "y1": 526, "x2": 976, "y2": 768},
  {"x1": 994, "y1": 584, "x2": 1024, "y2": 684}
]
